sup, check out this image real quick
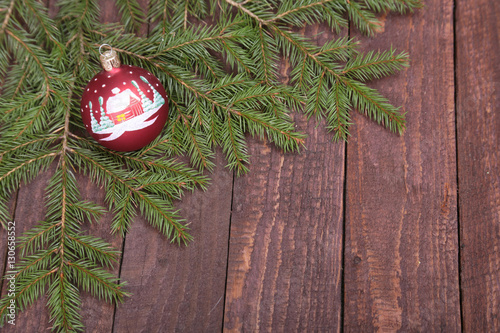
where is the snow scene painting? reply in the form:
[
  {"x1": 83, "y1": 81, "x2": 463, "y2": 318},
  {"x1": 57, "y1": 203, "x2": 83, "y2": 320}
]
[{"x1": 89, "y1": 75, "x2": 165, "y2": 142}]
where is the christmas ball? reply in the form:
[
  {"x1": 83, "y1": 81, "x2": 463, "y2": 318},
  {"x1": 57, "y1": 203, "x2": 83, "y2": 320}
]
[{"x1": 81, "y1": 61, "x2": 168, "y2": 151}]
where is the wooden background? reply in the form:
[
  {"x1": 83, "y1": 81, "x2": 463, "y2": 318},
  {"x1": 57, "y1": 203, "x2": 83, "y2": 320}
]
[{"x1": 1, "y1": 0, "x2": 499, "y2": 331}]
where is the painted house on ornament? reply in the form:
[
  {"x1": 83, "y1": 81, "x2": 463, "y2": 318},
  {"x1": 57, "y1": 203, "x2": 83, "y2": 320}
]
[{"x1": 106, "y1": 87, "x2": 144, "y2": 125}]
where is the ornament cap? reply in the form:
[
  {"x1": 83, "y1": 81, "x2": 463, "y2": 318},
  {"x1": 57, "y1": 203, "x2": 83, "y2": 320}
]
[{"x1": 99, "y1": 44, "x2": 120, "y2": 71}]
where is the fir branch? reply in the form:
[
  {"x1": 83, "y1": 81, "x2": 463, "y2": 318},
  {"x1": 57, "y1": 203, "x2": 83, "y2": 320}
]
[
  {"x1": 134, "y1": 190, "x2": 192, "y2": 243},
  {"x1": 363, "y1": 0, "x2": 423, "y2": 13},
  {"x1": 161, "y1": 33, "x2": 240, "y2": 54},
  {"x1": 67, "y1": 260, "x2": 129, "y2": 302},
  {"x1": 222, "y1": 0, "x2": 411, "y2": 136},
  {"x1": 137, "y1": 135, "x2": 177, "y2": 157},
  {"x1": 274, "y1": 25, "x2": 406, "y2": 133},
  {"x1": 71, "y1": 148, "x2": 193, "y2": 242},
  {"x1": 223, "y1": 111, "x2": 249, "y2": 174},
  {"x1": 4, "y1": 29, "x2": 51, "y2": 98},
  {"x1": 270, "y1": 0, "x2": 335, "y2": 23},
  {"x1": 65, "y1": 234, "x2": 119, "y2": 268},
  {"x1": 309, "y1": 69, "x2": 327, "y2": 118},
  {"x1": 342, "y1": 49, "x2": 409, "y2": 81},
  {"x1": 344, "y1": 0, "x2": 380, "y2": 35},
  {"x1": 221, "y1": 39, "x2": 253, "y2": 73},
  {"x1": 176, "y1": 108, "x2": 214, "y2": 170},
  {"x1": 148, "y1": 0, "x2": 170, "y2": 34},
  {"x1": 314, "y1": 37, "x2": 358, "y2": 60},
  {"x1": 47, "y1": 270, "x2": 82, "y2": 332},
  {"x1": 0, "y1": 151, "x2": 58, "y2": 190},
  {"x1": 268, "y1": 0, "x2": 347, "y2": 30},
  {"x1": 0, "y1": 269, "x2": 57, "y2": 316},
  {"x1": 0, "y1": 135, "x2": 59, "y2": 161},
  {"x1": 183, "y1": 0, "x2": 188, "y2": 29},
  {"x1": 115, "y1": 0, "x2": 145, "y2": 32},
  {"x1": 18, "y1": 222, "x2": 61, "y2": 256},
  {"x1": 224, "y1": 0, "x2": 266, "y2": 24},
  {"x1": 256, "y1": 23, "x2": 276, "y2": 84},
  {"x1": 12, "y1": 98, "x2": 49, "y2": 139},
  {"x1": 22, "y1": 0, "x2": 63, "y2": 52},
  {"x1": 16, "y1": 247, "x2": 59, "y2": 277},
  {"x1": 68, "y1": 200, "x2": 106, "y2": 224},
  {"x1": 0, "y1": 0, "x2": 14, "y2": 37},
  {"x1": 110, "y1": 191, "x2": 135, "y2": 234},
  {"x1": 344, "y1": 77, "x2": 406, "y2": 133},
  {"x1": 327, "y1": 79, "x2": 352, "y2": 140},
  {"x1": 70, "y1": 134, "x2": 207, "y2": 189}
]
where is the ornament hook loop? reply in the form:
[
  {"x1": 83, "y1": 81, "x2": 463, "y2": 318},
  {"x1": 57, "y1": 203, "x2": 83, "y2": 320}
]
[
  {"x1": 99, "y1": 44, "x2": 120, "y2": 71},
  {"x1": 99, "y1": 44, "x2": 113, "y2": 55}
]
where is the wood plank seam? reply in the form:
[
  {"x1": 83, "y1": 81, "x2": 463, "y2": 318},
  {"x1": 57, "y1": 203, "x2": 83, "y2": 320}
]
[{"x1": 452, "y1": 1, "x2": 466, "y2": 331}]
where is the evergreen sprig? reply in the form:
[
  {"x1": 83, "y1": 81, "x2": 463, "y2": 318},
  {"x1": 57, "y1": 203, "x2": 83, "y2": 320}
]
[{"x1": 0, "y1": 0, "x2": 421, "y2": 331}]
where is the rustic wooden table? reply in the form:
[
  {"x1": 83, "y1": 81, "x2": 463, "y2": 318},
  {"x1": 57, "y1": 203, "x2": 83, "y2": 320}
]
[{"x1": 2, "y1": 0, "x2": 499, "y2": 332}]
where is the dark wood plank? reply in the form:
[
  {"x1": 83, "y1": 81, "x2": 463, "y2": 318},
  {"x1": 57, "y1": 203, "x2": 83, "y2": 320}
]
[
  {"x1": 343, "y1": 1, "x2": 461, "y2": 331},
  {"x1": 78, "y1": 175, "x2": 124, "y2": 332},
  {"x1": 224, "y1": 124, "x2": 345, "y2": 333},
  {"x1": 223, "y1": 25, "x2": 346, "y2": 332},
  {"x1": 0, "y1": 2, "x2": 137, "y2": 331},
  {"x1": 0, "y1": 192, "x2": 17, "y2": 329},
  {"x1": 0, "y1": 174, "x2": 121, "y2": 332},
  {"x1": 0, "y1": 191, "x2": 18, "y2": 296},
  {"x1": 73, "y1": 2, "x2": 128, "y2": 331},
  {"x1": 112, "y1": 151, "x2": 233, "y2": 332},
  {"x1": 100, "y1": 0, "x2": 120, "y2": 24},
  {"x1": 0, "y1": 173, "x2": 123, "y2": 333},
  {"x1": 102, "y1": 1, "x2": 233, "y2": 331},
  {"x1": 456, "y1": 0, "x2": 500, "y2": 331},
  {"x1": 1, "y1": 168, "x2": 53, "y2": 332}
]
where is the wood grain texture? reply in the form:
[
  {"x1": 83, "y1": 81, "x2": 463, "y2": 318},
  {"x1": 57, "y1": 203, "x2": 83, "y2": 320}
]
[
  {"x1": 224, "y1": 122, "x2": 345, "y2": 333},
  {"x1": 112, "y1": 151, "x2": 233, "y2": 333},
  {"x1": 456, "y1": 0, "x2": 500, "y2": 331},
  {"x1": 3, "y1": 0, "x2": 500, "y2": 331},
  {"x1": 224, "y1": 26, "x2": 346, "y2": 332},
  {"x1": 343, "y1": 1, "x2": 461, "y2": 331}
]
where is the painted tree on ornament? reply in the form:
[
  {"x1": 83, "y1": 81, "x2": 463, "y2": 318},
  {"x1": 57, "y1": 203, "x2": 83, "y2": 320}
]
[
  {"x1": 131, "y1": 80, "x2": 153, "y2": 112},
  {"x1": 89, "y1": 101, "x2": 102, "y2": 132},
  {"x1": 141, "y1": 76, "x2": 165, "y2": 110},
  {"x1": 99, "y1": 96, "x2": 114, "y2": 129}
]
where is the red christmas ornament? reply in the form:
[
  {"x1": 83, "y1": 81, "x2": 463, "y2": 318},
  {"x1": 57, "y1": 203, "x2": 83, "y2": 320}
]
[{"x1": 80, "y1": 45, "x2": 168, "y2": 151}]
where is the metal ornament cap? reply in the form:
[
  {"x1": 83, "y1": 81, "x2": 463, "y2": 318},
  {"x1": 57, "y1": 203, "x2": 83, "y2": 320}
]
[{"x1": 99, "y1": 44, "x2": 121, "y2": 71}]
